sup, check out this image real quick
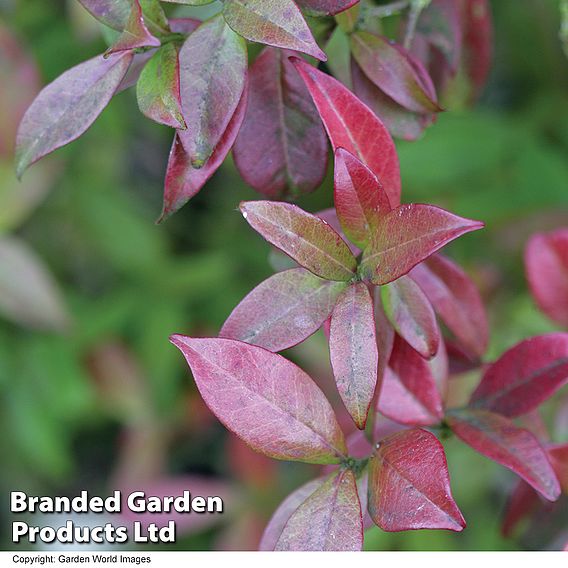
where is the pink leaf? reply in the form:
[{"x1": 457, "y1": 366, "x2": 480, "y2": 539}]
[
  {"x1": 447, "y1": 408, "x2": 561, "y2": 501},
  {"x1": 159, "y1": 84, "x2": 248, "y2": 221},
  {"x1": 410, "y1": 253, "x2": 489, "y2": 359},
  {"x1": 296, "y1": 0, "x2": 359, "y2": 16},
  {"x1": 368, "y1": 428, "x2": 465, "y2": 531},
  {"x1": 525, "y1": 229, "x2": 568, "y2": 328},
  {"x1": 350, "y1": 32, "x2": 440, "y2": 114},
  {"x1": 15, "y1": 52, "x2": 133, "y2": 178},
  {"x1": 291, "y1": 57, "x2": 401, "y2": 207},
  {"x1": 378, "y1": 336, "x2": 444, "y2": 426},
  {"x1": 381, "y1": 275, "x2": 440, "y2": 359},
  {"x1": 77, "y1": 0, "x2": 131, "y2": 30},
  {"x1": 329, "y1": 282, "x2": 378, "y2": 429},
  {"x1": 470, "y1": 334, "x2": 568, "y2": 418},
  {"x1": 360, "y1": 204, "x2": 483, "y2": 286},
  {"x1": 170, "y1": 336, "x2": 347, "y2": 464},
  {"x1": 105, "y1": 0, "x2": 160, "y2": 55},
  {"x1": 260, "y1": 477, "x2": 325, "y2": 550},
  {"x1": 222, "y1": 0, "x2": 326, "y2": 61},
  {"x1": 548, "y1": 443, "x2": 568, "y2": 493},
  {"x1": 240, "y1": 201, "x2": 357, "y2": 281},
  {"x1": 333, "y1": 148, "x2": 392, "y2": 249},
  {"x1": 178, "y1": 14, "x2": 247, "y2": 167},
  {"x1": 233, "y1": 48, "x2": 327, "y2": 199},
  {"x1": 275, "y1": 469, "x2": 363, "y2": 551},
  {"x1": 373, "y1": 287, "x2": 395, "y2": 396},
  {"x1": 220, "y1": 268, "x2": 347, "y2": 352}
]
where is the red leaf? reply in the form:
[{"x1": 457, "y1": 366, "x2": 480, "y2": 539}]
[
  {"x1": 381, "y1": 275, "x2": 440, "y2": 359},
  {"x1": 548, "y1": 443, "x2": 568, "y2": 493},
  {"x1": 260, "y1": 477, "x2": 325, "y2": 550},
  {"x1": 351, "y1": 59, "x2": 434, "y2": 142},
  {"x1": 373, "y1": 287, "x2": 395, "y2": 395},
  {"x1": 159, "y1": 85, "x2": 248, "y2": 221},
  {"x1": 275, "y1": 469, "x2": 363, "y2": 551},
  {"x1": 233, "y1": 48, "x2": 327, "y2": 199},
  {"x1": 378, "y1": 336, "x2": 444, "y2": 426},
  {"x1": 105, "y1": 0, "x2": 160, "y2": 55},
  {"x1": 296, "y1": 0, "x2": 359, "y2": 17},
  {"x1": 15, "y1": 52, "x2": 133, "y2": 178},
  {"x1": 410, "y1": 254, "x2": 488, "y2": 359},
  {"x1": 470, "y1": 334, "x2": 568, "y2": 418},
  {"x1": 368, "y1": 428, "x2": 465, "y2": 531},
  {"x1": 329, "y1": 282, "x2": 378, "y2": 429},
  {"x1": 240, "y1": 201, "x2": 357, "y2": 281},
  {"x1": 178, "y1": 14, "x2": 247, "y2": 167},
  {"x1": 220, "y1": 268, "x2": 347, "y2": 352},
  {"x1": 291, "y1": 57, "x2": 401, "y2": 207},
  {"x1": 525, "y1": 229, "x2": 568, "y2": 328},
  {"x1": 350, "y1": 32, "x2": 440, "y2": 114},
  {"x1": 222, "y1": 0, "x2": 326, "y2": 61},
  {"x1": 447, "y1": 408, "x2": 561, "y2": 501},
  {"x1": 333, "y1": 148, "x2": 392, "y2": 249},
  {"x1": 171, "y1": 336, "x2": 347, "y2": 464},
  {"x1": 360, "y1": 204, "x2": 483, "y2": 285},
  {"x1": 461, "y1": 0, "x2": 493, "y2": 101},
  {"x1": 501, "y1": 480, "x2": 541, "y2": 537}
]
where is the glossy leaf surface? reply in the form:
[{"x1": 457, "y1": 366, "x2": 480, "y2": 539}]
[
  {"x1": 221, "y1": 268, "x2": 347, "y2": 352},
  {"x1": 471, "y1": 334, "x2": 568, "y2": 418},
  {"x1": 368, "y1": 428, "x2": 465, "y2": 531},
  {"x1": 410, "y1": 253, "x2": 488, "y2": 358},
  {"x1": 178, "y1": 15, "x2": 247, "y2": 167},
  {"x1": 223, "y1": 0, "x2": 326, "y2": 60},
  {"x1": 233, "y1": 48, "x2": 327, "y2": 199},
  {"x1": 333, "y1": 148, "x2": 391, "y2": 249},
  {"x1": 330, "y1": 283, "x2": 378, "y2": 429},
  {"x1": 15, "y1": 52, "x2": 133, "y2": 178},
  {"x1": 240, "y1": 201, "x2": 357, "y2": 281},
  {"x1": 447, "y1": 409, "x2": 560, "y2": 501},
  {"x1": 275, "y1": 469, "x2": 363, "y2": 551},
  {"x1": 171, "y1": 336, "x2": 347, "y2": 464},
  {"x1": 525, "y1": 229, "x2": 568, "y2": 328},
  {"x1": 360, "y1": 204, "x2": 483, "y2": 285},
  {"x1": 381, "y1": 275, "x2": 440, "y2": 359},
  {"x1": 292, "y1": 57, "x2": 401, "y2": 206}
]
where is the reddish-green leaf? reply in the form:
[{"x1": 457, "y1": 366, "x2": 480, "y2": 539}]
[
  {"x1": 170, "y1": 336, "x2": 347, "y2": 464},
  {"x1": 260, "y1": 477, "x2": 325, "y2": 550},
  {"x1": 373, "y1": 287, "x2": 395, "y2": 393},
  {"x1": 178, "y1": 14, "x2": 247, "y2": 167},
  {"x1": 15, "y1": 52, "x2": 133, "y2": 178},
  {"x1": 410, "y1": 253, "x2": 488, "y2": 359},
  {"x1": 381, "y1": 275, "x2": 440, "y2": 359},
  {"x1": 525, "y1": 229, "x2": 568, "y2": 328},
  {"x1": 233, "y1": 48, "x2": 327, "y2": 199},
  {"x1": 78, "y1": 0, "x2": 131, "y2": 30},
  {"x1": 351, "y1": 32, "x2": 440, "y2": 114},
  {"x1": 329, "y1": 282, "x2": 378, "y2": 429},
  {"x1": 447, "y1": 409, "x2": 561, "y2": 501},
  {"x1": 159, "y1": 86, "x2": 248, "y2": 221},
  {"x1": 105, "y1": 0, "x2": 160, "y2": 55},
  {"x1": 222, "y1": 0, "x2": 326, "y2": 61},
  {"x1": 292, "y1": 57, "x2": 401, "y2": 207},
  {"x1": 296, "y1": 0, "x2": 359, "y2": 16},
  {"x1": 275, "y1": 469, "x2": 363, "y2": 551},
  {"x1": 136, "y1": 43, "x2": 185, "y2": 129},
  {"x1": 549, "y1": 443, "x2": 568, "y2": 493},
  {"x1": 351, "y1": 59, "x2": 434, "y2": 142},
  {"x1": 221, "y1": 268, "x2": 347, "y2": 352},
  {"x1": 240, "y1": 201, "x2": 357, "y2": 281},
  {"x1": 501, "y1": 480, "x2": 541, "y2": 538},
  {"x1": 333, "y1": 148, "x2": 391, "y2": 249},
  {"x1": 368, "y1": 429, "x2": 465, "y2": 531},
  {"x1": 470, "y1": 334, "x2": 568, "y2": 418},
  {"x1": 378, "y1": 336, "x2": 444, "y2": 426},
  {"x1": 360, "y1": 204, "x2": 483, "y2": 285}
]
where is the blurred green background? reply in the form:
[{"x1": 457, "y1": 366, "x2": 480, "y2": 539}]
[{"x1": 0, "y1": 0, "x2": 567, "y2": 551}]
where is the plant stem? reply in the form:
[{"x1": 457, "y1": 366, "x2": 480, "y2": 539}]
[
  {"x1": 365, "y1": 0, "x2": 411, "y2": 18},
  {"x1": 403, "y1": 0, "x2": 431, "y2": 50}
]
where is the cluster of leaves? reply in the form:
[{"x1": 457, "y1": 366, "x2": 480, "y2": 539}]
[{"x1": 15, "y1": 0, "x2": 491, "y2": 216}]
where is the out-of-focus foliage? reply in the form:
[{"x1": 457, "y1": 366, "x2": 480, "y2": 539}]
[{"x1": 0, "y1": 0, "x2": 567, "y2": 551}]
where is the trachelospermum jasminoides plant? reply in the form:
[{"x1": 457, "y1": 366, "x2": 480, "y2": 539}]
[{"x1": 14, "y1": 0, "x2": 568, "y2": 552}]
